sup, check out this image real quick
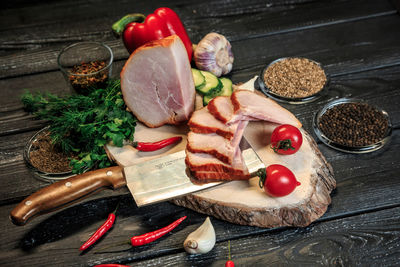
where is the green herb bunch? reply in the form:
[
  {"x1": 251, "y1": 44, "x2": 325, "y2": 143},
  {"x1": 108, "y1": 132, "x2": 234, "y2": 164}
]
[{"x1": 21, "y1": 80, "x2": 137, "y2": 173}]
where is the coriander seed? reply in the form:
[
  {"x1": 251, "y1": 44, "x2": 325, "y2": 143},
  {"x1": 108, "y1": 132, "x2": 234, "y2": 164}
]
[{"x1": 263, "y1": 57, "x2": 327, "y2": 99}]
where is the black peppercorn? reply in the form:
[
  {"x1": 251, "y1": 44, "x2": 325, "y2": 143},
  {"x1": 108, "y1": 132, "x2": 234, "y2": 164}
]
[{"x1": 318, "y1": 102, "x2": 388, "y2": 147}]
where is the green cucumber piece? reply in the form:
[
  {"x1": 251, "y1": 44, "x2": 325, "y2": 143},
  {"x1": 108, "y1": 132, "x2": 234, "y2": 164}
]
[
  {"x1": 203, "y1": 94, "x2": 214, "y2": 106},
  {"x1": 202, "y1": 77, "x2": 233, "y2": 106},
  {"x1": 219, "y1": 77, "x2": 233, "y2": 97},
  {"x1": 196, "y1": 71, "x2": 222, "y2": 96},
  {"x1": 192, "y1": 68, "x2": 206, "y2": 89}
]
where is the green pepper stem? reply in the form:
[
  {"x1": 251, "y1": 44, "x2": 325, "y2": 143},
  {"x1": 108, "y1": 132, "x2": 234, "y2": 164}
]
[{"x1": 112, "y1": 13, "x2": 146, "y2": 36}]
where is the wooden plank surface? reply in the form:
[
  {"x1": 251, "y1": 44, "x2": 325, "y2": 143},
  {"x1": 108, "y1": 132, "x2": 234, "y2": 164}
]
[{"x1": 1, "y1": 0, "x2": 400, "y2": 266}]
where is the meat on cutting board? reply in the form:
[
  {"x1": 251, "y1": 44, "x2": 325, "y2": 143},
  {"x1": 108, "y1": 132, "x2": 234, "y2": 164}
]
[
  {"x1": 187, "y1": 120, "x2": 248, "y2": 165},
  {"x1": 185, "y1": 149, "x2": 249, "y2": 177},
  {"x1": 121, "y1": 35, "x2": 195, "y2": 128},
  {"x1": 188, "y1": 106, "x2": 238, "y2": 140},
  {"x1": 230, "y1": 90, "x2": 302, "y2": 128},
  {"x1": 208, "y1": 91, "x2": 302, "y2": 128}
]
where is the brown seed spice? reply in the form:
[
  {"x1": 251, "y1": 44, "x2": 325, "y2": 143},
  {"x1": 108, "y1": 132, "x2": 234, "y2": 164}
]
[
  {"x1": 318, "y1": 102, "x2": 388, "y2": 147},
  {"x1": 263, "y1": 57, "x2": 327, "y2": 98},
  {"x1": 29, "y1": 131, "x2": 77, "y2": 173},
  {"x1": 69, "y1": 60, "x2": 108, "y2": 94}
]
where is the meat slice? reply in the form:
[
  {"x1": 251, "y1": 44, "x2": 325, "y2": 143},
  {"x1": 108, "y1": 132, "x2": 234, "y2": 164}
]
[
  {"x1": 121, "y1": 35, "x2": 195, "y2": 128},
  {"x1": 185, "y1": 149, "x2": 249, "y2": 177},
  {"x1": 188, "y1": 107, "x2": 238, "y2": 140},
  {"x1": 208, "y1": 92, "x2": 302, "y2": 128},
  {"x1": 187, "y1": 120, "x2": 248, "y2": 165},
  {"x1": 187, "y1": 132, "x2": 235, "y2": 164},
  {"x1": 191, "y1": 170, "x2": 250, "y2": 181},
  {"x1": 207, "y1": 96, "x2": 237, "y2": 124},
  {"x1": 230, "y1": 90, "x2": 302, "y2": 128}
]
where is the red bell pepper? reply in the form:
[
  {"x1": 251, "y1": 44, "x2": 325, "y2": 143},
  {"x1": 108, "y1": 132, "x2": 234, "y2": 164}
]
[{"x1": 112, "y1": 7, "x2": 193, "y2": 61}]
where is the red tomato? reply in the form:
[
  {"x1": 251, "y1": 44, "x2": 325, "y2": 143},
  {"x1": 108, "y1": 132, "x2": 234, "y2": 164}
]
[
  {"x1": 271, "y1": 124, "x2": 303, "y2": 155},
  {"x1": 262, "y1": 164, "x2": 300, "y2": 197}
]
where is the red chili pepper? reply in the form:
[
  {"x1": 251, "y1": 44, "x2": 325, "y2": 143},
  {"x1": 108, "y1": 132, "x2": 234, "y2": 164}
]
[
  {"x1": 79, "y1": 203, "x2": 119, "y2": 251},
  {"x1": 131, "y1": 216, "x2": 186, "y2": 246},
  {"x1": 132, "y1": 136, "x2": 182, "y2": 152},
  {"x1": 225, "y1": 240, "x2": 235, "y2": 267},
  {"x1": 112, "y1": 7, "x2": 193, "y2": 61}
]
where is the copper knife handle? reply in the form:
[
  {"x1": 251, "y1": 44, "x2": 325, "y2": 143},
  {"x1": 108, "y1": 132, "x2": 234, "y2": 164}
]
[{"x1": 10, "y1": 166, "x2": 125, "y2": 226}]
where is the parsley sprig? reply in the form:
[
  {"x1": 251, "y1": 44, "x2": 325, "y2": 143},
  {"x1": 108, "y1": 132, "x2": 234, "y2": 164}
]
[{"x1": 21, "y1": 79, "x2": 137, "y2": 173}]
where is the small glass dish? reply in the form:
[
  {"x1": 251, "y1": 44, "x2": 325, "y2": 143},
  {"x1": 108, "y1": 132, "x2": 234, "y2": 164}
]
[
  {"x1": 257, "y1": 57, "x2": 329, "y2": 104},
  {"x1": 57, "y1": 41, "x2": 113, "y2": 95},
  {"x1": 24, "y1": 126, "x2": 75, "y2": 182},
  {"x1": 313, "y1": 98, "x2": 392, "y2": 153}
]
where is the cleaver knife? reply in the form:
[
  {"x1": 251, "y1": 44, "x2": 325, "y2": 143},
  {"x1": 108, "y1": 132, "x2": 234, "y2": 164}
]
[{"x1": 10, "y1": 138, "x2": 265, "y2": 226}]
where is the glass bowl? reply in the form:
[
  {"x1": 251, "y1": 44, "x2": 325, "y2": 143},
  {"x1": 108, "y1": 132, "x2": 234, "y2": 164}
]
[
  {"x1": 57, "y1": 41, "x2": 113, "y2": 95},
  {"x1": 24, "y1": 126, "x2": 75, "y2": 182},
  {"x1": 257, "y1": 57, "x2": 329, "y2": 104},
  {"x1": 313, "y1": 98, "x2": 392, "y2": 153}
]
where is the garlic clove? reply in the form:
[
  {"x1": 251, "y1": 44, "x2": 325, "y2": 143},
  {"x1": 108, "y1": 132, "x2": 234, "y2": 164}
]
[
  {"x1": 183, "y1": 217, "x2": 216, "y2": 254},
  {"x1": 194, "y1": 33, "x2": 234, "y2": 77}
]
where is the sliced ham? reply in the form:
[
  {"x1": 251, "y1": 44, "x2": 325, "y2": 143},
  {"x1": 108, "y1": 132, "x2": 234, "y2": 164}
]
[
  {"x1": 191, "y1": 170, "x2": 250, "y2": 181},
  {"x1": 121, "y1": 35, "x2": 195, "y2": 128},
  {"x1": 187, "y1": 132, "x2": 235, "y2": 164},
  {"x1": 230, "y1": 90, "x2": 302, "y2": 128},
  {"x1": 207, "y1": 96, "x2": 237, "y2": 124},
  {"x1": 185, "y1": 149, "x2": 249, "y2": 177},
  {"x1": 187, "y1": 120, "x2": 248, "y2": 165},
  {"x1": 188, "y1": 107, "x2": 238, "y2": 140},
  {"x1": 208, "y1": 91, "x2": 302, "y2": 128}
]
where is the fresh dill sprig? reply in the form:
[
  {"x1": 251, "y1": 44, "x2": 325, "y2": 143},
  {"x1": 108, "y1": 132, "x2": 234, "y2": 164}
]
[{"x1": 21, "y1": 79, "x2": 137, "y2": 173}]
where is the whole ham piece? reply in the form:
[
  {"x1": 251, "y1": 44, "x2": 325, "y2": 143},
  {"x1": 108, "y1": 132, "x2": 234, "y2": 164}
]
[{"x1": 121, "y1": 35, "x2": 195, "y2": 128}]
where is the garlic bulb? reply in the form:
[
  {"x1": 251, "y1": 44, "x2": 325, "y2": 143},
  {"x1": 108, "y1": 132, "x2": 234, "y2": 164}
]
[
  {"x1": 194, "y1": 33, "x2": 234, "y2": 77},
  {"x1": 183, "y1": 217, "x2": 216, "y2": 254}
]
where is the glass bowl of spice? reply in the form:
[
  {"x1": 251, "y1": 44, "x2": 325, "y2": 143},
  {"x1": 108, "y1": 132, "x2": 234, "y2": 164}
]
[
  {"x1": 24, "y1": 126, "x2": 77, "y2": 182},
  {"x1": 313, "y1": 98, "x2": 392, "y2": 153},
  {"x1": 258, "y1": 57, "x2": 329, "y2": 104},
  {"x1": 57, "y1": 42, "x2": 113, "y2": 95}
]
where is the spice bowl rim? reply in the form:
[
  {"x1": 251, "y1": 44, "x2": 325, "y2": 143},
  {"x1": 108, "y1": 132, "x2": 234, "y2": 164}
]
[
  {"x1": 312, "y1": 97, "x2": 392, "y2": 154},
  {"x1": 24, "y1": 126, "x2": 75, "y2": 182},
  {"x1": 57, "y1": 41, "x2": 114, "y2": 77},
  {"x1": 258, "y1": 57, "x2": 330, "y2": 105}
]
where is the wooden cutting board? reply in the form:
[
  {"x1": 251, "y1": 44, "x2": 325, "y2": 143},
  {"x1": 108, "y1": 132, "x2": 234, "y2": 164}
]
[
  {"x1": 106, "y1": 120, "x2": 335, "y2": 228},
  {"x1": 106, "y1": 77, "x2": 336, "y2": 228}
]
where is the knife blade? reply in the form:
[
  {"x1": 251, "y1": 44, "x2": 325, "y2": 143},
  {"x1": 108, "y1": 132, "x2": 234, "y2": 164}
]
[
  {"x1": 10, "y1": 138, "x2": 264, "y2": 226},
  {"x1": 125, "y1": 138, "x2": 265, "y2": 206}
]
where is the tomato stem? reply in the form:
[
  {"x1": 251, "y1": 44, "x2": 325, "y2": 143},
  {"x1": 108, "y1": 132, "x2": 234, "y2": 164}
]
[
  {"x1": 271, "y1": 139, "x2": 295, "y2": 153},
  {"x1": 256, "y1": 168, "x2": 267, "y2": 189}
]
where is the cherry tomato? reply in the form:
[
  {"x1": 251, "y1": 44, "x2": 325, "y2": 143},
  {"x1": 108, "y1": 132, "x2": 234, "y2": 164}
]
[
  {"x1": 271, "y1": 124, "x2": 303, "y2": 155},
  {"x1": 225, "y1": 260, "x2": 235, "y2": 267},
  {"x1": 261, "y1": 164, "x2": 300, "y2": 197}
]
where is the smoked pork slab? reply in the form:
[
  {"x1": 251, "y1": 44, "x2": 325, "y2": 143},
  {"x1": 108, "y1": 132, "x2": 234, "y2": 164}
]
[
  {"x1": 121, "y1": 35, "x2": 195, "y2": 128},
  {"x1": 208, "y1": 91, "x2": 302, "y2": 128},
  {"x1": 185, "y1": 149, "x2": 249, "y2": 177},
  {"x1": 188, "y1": 106, "x2": 238, "y2": 140},
  {"x1": 187, "y1": 120, "x2": 248, "y2": 165},
  {"x1": 230, "y1": 90, "x2": 302, "y2": 127}
]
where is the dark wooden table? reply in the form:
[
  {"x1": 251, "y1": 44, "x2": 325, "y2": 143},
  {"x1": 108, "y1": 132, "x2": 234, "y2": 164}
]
[{"x1": 1, "y1": 0, "x2": 400, "y2": 266}]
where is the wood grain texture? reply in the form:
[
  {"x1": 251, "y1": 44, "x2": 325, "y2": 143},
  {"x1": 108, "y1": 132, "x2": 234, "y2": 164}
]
[
  {"x1": 0, "y1": 0, "x2": 397, "y2": 78},
  {"x1": 1, "y1": 0, "x2": 400, "y2": 266}
]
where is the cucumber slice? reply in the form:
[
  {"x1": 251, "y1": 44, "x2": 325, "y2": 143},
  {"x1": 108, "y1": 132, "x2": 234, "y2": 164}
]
[
  {"x1": 192, "y1": 68, "x2": 206, "y2": 89},
  {"x1": 196, "y1": 71, "x2": 222, "y2": 96},
  {"x1": 219, "y1": 77, "x2": 233, "y2": 97},
  {"x1": 203, "y1": 94, "x2": 214, "y2": 106}
]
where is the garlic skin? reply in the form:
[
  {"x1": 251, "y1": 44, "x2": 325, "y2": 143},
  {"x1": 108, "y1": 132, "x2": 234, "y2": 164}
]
[
  {"x1": 183, "y1": 217, "x2": 216, "y2": 254},
  {"x1": 194, "y1": 33, "x2": 234, "y2": 77}
]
